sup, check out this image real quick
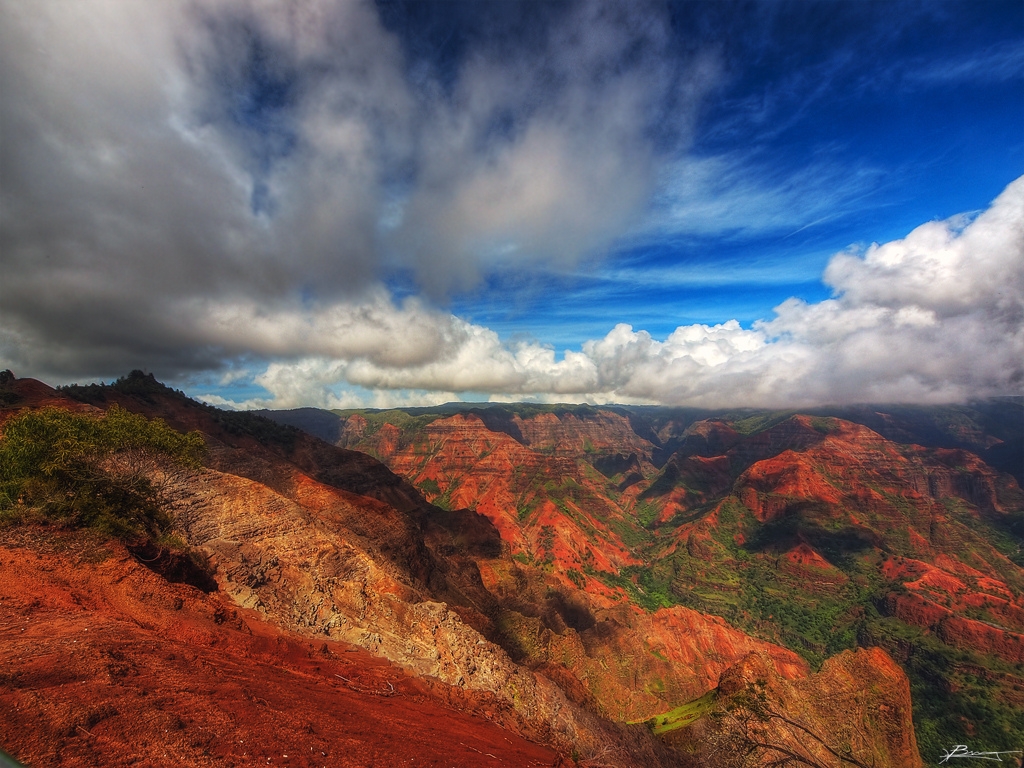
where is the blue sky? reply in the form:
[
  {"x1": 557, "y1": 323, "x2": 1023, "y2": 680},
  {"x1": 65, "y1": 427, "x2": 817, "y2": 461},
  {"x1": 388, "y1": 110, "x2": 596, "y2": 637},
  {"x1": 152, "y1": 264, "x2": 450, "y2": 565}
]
[{"x1": 1, "y1": 0, "x2": 1022, "y2": 408}]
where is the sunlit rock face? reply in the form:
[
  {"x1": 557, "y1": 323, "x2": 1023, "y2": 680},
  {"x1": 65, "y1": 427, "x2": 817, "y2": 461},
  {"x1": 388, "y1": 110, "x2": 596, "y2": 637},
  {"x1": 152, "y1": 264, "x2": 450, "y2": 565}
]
[{"x1": 672, "y1": 648, "x2": 922, "y2": 768}]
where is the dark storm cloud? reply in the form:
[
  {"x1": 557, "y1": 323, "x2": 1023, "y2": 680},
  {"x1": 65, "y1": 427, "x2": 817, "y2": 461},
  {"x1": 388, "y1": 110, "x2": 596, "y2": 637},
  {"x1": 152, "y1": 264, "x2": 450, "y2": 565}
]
[{"x1": 0, "y1": 0, "x2": 715, "y2": 382}]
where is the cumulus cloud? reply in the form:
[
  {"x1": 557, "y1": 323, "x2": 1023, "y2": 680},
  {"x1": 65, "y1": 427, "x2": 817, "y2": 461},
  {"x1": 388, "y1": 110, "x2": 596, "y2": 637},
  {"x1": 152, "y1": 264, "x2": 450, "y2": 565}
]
[
  {"x1": 591, "y1": 176, "x2": 1023, "y2": 405},
  {"x1": 199, "y1": 176, "x2": 1023, "y2": 409},
  {"x1": 624, "y1": 176, "x2": 1024, "y2": 404}
]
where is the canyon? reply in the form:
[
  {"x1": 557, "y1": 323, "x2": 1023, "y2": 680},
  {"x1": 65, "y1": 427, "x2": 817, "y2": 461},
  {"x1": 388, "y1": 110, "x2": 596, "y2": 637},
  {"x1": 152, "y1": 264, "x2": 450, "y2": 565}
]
[
  {"x1": 277, "y1": 397, "x2": 1023, "y2": 758},
  {"x1": 2, "y1": 371, "x2": 1021, "y2": 765}
]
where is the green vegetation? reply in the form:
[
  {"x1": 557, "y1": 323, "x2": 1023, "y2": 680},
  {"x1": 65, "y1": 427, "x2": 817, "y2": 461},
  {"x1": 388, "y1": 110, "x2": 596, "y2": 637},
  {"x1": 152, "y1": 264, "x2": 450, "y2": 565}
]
[
  {"x1": 728, "y1": 410, "x2": 796, "y2": 436},
  {"x1": 516, "y1": 499, "x2": 536, "y2": 522},
  {"x1": 608, "y1": 516, "x2": 650, "y2": 549},
  {"x1": 543, "y1": 475, "x2": 585, "y2": 506},
  {"x1": 495, "y1": 609, "x2": 548, "y2": 664},
  {"x1": 0, "y1": 369, "x2": 21, "y2": 406},
  {"x1": 331, "y1": 408, "x2": 446, "y2": 448},
  {"x1": 634, "y1": 500, "x2": 659, "y2": 528},
  {"x1": 864, "y1": 618, "x2": 1024, "y2": 759},
  {"x1": 0, "y1": 405, "x2": 204, "y2": 541},
  {"x1": 538, "y1": 525, "x2": 556, "y2": 563},
  {"x1": 432, "y1": 477, "x2": 460, "y2": 510},
  {"x1": 809, "y1": 416, "x2": 840, "y2": 434},
  {"x1": 586, "y1": 564, "x2": 674, "y2": 612},
  {"x1": 640, "y1": 690, "x2": 716, "y2": 734},
  {"x1": 944, "y1": 499, "x2": 1024, "y2": 576},
  {"x1": 417, "y1": 477, "x2": 441, "y2": 497},
  {"x1": 653, "y1": 497, "x2": 1024, "y2": 754}
]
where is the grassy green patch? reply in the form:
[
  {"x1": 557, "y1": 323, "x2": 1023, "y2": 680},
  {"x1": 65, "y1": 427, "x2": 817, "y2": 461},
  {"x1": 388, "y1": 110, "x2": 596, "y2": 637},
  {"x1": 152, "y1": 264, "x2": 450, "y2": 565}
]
[
  {"x1": 640, "y1": 690, "x2": 717, "y2": 735},
  {"x1": 432, "y1": 477, "x2": 461, "y2": 511},
  {"x1": 417, "y1": 477, "x2": 441, "y2": 497},
  {"x1": 728, "y1": 411, "x2": 797, "y2": 436},
  {"x1": 586, "y1": 564, "x2": 675, "y2": 612},
  {"x1": 367, "y1": 411, "x2": 442, "y2": 442},
  {"x1": 608, "y1": 515, "x2": 651, "y2": 549},
  {"x1": 516, "y1": 499, "x2": 538, "y2": 522},
  {"x1": 634, "y1": 500, "x2": 660, "y2": 528},
  {"x1": 566, "y1": 568, "x2": 586, "y2": 588},
  {"x1": 810, "y1": 416, "x2": 840, "y2": 434}
]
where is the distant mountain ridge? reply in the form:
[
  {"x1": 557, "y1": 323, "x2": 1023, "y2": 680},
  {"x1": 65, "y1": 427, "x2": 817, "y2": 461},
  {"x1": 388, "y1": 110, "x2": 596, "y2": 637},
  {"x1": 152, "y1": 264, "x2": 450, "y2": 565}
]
[{"x1": 258, "y1": 398, "x2": 1024, "y2": 484}]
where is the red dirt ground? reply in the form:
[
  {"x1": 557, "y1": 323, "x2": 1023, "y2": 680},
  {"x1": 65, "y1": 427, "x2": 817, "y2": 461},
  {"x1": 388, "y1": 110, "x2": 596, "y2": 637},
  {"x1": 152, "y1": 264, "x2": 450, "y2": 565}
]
[{"x1": 0, "y1": 527, "x2": 562, "y2": 768}]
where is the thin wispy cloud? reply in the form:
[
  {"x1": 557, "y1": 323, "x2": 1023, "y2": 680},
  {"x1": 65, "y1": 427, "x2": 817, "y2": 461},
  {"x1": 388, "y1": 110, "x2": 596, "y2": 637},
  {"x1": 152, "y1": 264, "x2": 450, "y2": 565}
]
[
  {"x1": 649, "y1": 153, "x2": 888, "y2": 239},
  {"x1": 903, "y1": 39, "x2": 1024, "y2": 85}
]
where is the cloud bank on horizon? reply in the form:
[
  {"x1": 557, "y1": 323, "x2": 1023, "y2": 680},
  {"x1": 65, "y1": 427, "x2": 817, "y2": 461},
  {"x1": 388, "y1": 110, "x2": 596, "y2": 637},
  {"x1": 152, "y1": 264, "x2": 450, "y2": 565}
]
[{"x1": 1, "y1": 0, "x2": 1022, "y2": 409}]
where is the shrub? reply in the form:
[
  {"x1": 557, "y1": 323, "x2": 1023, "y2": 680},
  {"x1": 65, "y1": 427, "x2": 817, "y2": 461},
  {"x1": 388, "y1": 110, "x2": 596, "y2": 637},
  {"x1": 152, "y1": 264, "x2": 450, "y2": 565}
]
[{"x1": 0, "y1": 405, "x2": 204, "y2": 539}]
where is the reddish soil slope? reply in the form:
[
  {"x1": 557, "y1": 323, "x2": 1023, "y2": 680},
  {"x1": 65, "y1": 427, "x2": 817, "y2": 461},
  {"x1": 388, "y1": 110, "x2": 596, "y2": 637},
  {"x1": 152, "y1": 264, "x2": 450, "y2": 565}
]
[{"x1": 0, "y1": 527, "x2": 560, "y2": 768}]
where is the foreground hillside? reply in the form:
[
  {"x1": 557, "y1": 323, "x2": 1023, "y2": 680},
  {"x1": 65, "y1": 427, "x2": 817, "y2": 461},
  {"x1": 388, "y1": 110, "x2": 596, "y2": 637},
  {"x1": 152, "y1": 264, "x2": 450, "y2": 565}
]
[
  {"x1": 265, "y1": 398, "x2": 1024, "y2": 759},
  {"x1": 0, "y1": 371, "x2": 946, "y2": 766},
  {"x1": 0, "y1": 527, "x2": 558, "y2": 768}
]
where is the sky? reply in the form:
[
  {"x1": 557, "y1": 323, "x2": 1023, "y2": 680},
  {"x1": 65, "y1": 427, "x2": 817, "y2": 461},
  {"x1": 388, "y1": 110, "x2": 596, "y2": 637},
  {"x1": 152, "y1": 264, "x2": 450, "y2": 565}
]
[{"x1": 1, "y1": 0, "x2": 1022, "y2": 410}]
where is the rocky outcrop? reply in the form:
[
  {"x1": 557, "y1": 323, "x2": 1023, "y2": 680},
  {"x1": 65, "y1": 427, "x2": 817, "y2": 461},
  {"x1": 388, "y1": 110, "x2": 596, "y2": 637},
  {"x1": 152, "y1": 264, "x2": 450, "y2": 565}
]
[
  {"x1": 884, "y1": 590, "x2": 954, "y2": 631},
  {"x1": 479, "y1": 557, "x2": 809, "y2": 724},
  {"x1": 884, "y1": 592, "x2": 1024, "y2": 664},
  {"x1": 512, "y1": 410, "x2": 655, "y2": 462},
  {"x1": 737, "y1": 450, "x2": 844, "y2": 522},
  {"x1": 373, "y1": 413, "x2": 640, "y2": 574},
  {"x1": 732, "y1": 418, "x2": 1022, "y2": 566},
  {"x1": 0, "y1": 375, "x2": 98, "y2": 427},
  {"x1": 723, "y1": 416, "x2": 828, "y2": 469},
  {"x1": 673, "y1": 649, "x2": 921, "y2": 768},
  {"x1": 936, "y1": 616, "x2": 1024, "y2": 664}
]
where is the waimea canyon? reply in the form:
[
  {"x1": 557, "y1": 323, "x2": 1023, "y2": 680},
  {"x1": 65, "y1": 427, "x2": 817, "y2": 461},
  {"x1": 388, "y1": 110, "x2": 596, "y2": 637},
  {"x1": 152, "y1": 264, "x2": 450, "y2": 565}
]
[{"x1": 2, "y1": 371, "x2": 1022, "y2": 766}]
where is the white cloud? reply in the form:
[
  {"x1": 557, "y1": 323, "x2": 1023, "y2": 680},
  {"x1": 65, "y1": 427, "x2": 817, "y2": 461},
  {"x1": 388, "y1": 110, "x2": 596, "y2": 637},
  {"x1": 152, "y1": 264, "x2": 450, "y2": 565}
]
[
  {"x1": 822, "y1": 177, "x2": 1024, "y2": 321},
  {"x1": 200, "y1": 359, "x2": 461, "y2": 411},
  {"x1": 221, "y1": 175, "x2": 1024, "y2": 408}
]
